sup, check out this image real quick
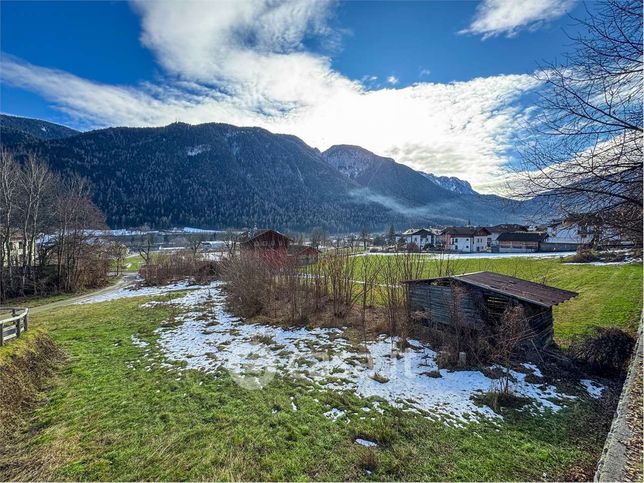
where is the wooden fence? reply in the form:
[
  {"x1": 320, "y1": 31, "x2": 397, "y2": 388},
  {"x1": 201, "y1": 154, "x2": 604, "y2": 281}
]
[{"x1": 0, "y1": 307, "x2": 29, "y2": 346}]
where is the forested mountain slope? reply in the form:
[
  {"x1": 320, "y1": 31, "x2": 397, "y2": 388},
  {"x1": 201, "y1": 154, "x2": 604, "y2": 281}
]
[{"x1": 1, "y1": 117, "x2": 528, "y2": 230}]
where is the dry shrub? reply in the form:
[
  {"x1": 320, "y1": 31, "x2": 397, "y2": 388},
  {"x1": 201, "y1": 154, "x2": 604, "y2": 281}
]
[
  {"x1": 569, "y1": 327, "x2": 635, "y2": 376},
  {"x1": 319, "y1": 250, "x2": 358, "y2": 318},
  {"x1": 139, "y1": 251, "x2": 217, "y2": 286},
  {"x1": 380, "y1": 252, "x2": 424, "y2": 349},
  {"x1": 220, "y1": 253, "x2": 271, "y2": 317}
]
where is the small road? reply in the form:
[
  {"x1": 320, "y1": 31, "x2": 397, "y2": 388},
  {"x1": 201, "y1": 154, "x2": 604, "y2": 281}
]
[{"x1": 29, "y1": 273, "x2": 138, "y2": 315}]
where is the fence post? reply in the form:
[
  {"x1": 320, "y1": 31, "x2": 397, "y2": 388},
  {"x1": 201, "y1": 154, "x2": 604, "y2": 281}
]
[
  {"x1": 24, "y1": 313, "x2": 28, "y2": 332},
  {"x1": 16, "y1": 317, "x2": 21, "y2": 338},
  {"x1": 0, "y1": 321, "x2": 3, "y2": 346}
]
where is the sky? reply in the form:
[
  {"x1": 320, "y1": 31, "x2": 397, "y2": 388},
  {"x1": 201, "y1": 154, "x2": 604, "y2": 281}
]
[{"x1": 0, "y1": 0, "x2": 596, "y2": 193}]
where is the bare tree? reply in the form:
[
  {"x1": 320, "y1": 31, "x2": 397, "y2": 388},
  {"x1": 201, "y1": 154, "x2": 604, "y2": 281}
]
[
  {"x1": 0, "y1": 151, "x2": 20, "y2": 299},
  {"x1": 17, "y1": 155, "x2": 55, "y2": 294},
  {"x1": 360, "y1": 227, "x2": 370, "y2": 251},
  {"x1": 222, "y1": 229, "x2": 238, "y2": 257},
  {"x1": 517, "y1": 0, "x2": 642, "y2": 245},
  {"x1": 188, "y1": 233, "x2": 208, "y2": 259},
  {"x1": 108, "y1": 241, "x2": 128, "y2": 275},
  {"x1": 138, "y1": 234, "x2": 155, "y2": 267}
]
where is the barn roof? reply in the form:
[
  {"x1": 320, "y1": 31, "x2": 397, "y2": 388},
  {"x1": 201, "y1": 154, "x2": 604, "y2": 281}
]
[
  {"x1": 402, "y1": 271, "x2": 578, "y2": 308},
  {"x1": 239, "y1": 229, "x2": 291, "y2": 244},
  {"x1": 287, "y1": 244, "x2": 319, "y2": 255}
]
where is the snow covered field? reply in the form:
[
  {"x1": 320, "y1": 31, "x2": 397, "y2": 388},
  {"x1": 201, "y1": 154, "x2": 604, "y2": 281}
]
[
  {"x1": 74, "y1": 278, "x2": 605, "y2": 424},
  {"x1": 71, "y1": 279, "x2": 604, "y2": 425},
  {"x1": 74, "y1": 279, "x2": 220, "y2": 305}
]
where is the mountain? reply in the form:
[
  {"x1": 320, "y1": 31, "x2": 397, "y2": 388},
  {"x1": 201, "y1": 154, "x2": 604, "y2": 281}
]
[
  {"x1": 1, "y1": 116, "x2": 529, "y2": 231},
  {"x1": 0, "y1": 114, "x2": 79, "y2": 145},
  {"x1": 419, "y1": 172, "x2": 476, "y2": 195},
  {"x1": 322, "y1": 144, "x2": 526, "y2": 226},
  {"x1": 322, "y1": 144, "x2": 477, "y2": 197},
  {"x1": 322, "y1": 144, "x2": 459, "y2": 206}
]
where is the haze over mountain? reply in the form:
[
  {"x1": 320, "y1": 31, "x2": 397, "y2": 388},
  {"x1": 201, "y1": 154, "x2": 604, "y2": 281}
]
[{"x1": 1, "y1": 114, "x2": 529, "y2": 231}]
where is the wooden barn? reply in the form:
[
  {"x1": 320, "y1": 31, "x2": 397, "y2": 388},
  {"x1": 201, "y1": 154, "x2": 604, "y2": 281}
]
[
  {"x1": 239, "y1": 229, "x2": 291, "y2": 264},
  {"x1": 402, "y1": 271, "x2": 578, "y2": 348},
  {"x1": 239, "y1": 229, "x2": 291, "y2": 251}
]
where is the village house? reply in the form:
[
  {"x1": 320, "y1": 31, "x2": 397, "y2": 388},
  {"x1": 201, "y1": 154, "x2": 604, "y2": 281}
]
[
  {"x1": 540, "y1": 219, "x2": 595, "y2": 251},
  {"x1": 400, "y1": 228, "x2": 436, "y2": 249},
  {"x1": 486, "y1": 224, "x2": 529, "y2": 247},
  {"x1": 1, "y1": 232, "x2": 37, "y2": 267},
  {"x1": 441, "y1": 227, "x2": 491, "y2": 253},
  {"x1": 402, "y1": 271, "x2": 578, "y2": 349},
  {"x1": 495, "y1": 232, "x2": 547, "y2": 253}
]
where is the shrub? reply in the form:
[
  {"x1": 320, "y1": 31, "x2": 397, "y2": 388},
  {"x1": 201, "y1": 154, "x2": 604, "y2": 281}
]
[
  {"x1": 569, "y1": 327, "x2": 636, "y2": 376},
  {"x1": 568, "y1": 247, "x2": 599, "y2": 263},
  {"x1": 139, "y1": 251, "x2": 217, "y2": 286},
  {"x1": 473, "y1": 390, "x2": 530, "y2": 412}
]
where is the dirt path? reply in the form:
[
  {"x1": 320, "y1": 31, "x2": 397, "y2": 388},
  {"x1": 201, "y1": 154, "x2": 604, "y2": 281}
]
[{"x1": 29, "y1": 274, "x2": 138, "y2": 315}]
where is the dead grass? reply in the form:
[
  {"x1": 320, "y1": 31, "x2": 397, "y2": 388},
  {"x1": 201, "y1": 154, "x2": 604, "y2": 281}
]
[{"x1": 0, "y1": 332, "x2": 68, "y2": 481}]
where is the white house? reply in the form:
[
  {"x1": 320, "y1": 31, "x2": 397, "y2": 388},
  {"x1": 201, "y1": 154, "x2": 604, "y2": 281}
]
[
  {"x1": 546, "y1": 220, "x2": 595, "y2": 245},
  {"x1": 441, "y1": 227, "x2": 491, "y2": 253},
  {"x1": 400, "y1": 228, "x2": 436, "y2": 249}
]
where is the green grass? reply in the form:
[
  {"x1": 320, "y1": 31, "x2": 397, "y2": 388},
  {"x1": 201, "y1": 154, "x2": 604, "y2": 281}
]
[
  {"x1": 352, "y1": 255, "x2": 642, "y2": 345},
  {"x1": 112, "y1": 254, "x2": 145, "y2": 273},
  {"x1": 0, "y1": 279, "x2": 626, "y2": 481},
  {"x1": 2, "y1": 291, "x2": 84, "y2": 309}
]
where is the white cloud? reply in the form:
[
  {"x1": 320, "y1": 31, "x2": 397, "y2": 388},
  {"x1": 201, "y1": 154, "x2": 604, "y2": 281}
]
[
  {"x1": 386, "y1": 75, "x2": 399, "y2": 85},
  {"x1": 461, "y1": 0, "x2": 576, "y2": 39},
  {"x1": 0, "y1": 0, "x2": 542, "y2": 194}
]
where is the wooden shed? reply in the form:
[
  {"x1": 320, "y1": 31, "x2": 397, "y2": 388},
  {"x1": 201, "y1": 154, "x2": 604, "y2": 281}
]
[{"x1": 402, "y1": 271, "x2": 578, "y2": 348}]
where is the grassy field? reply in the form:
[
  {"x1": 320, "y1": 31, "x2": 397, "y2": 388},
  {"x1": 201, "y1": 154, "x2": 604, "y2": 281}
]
[
  {"x1": 0, "y1": 256, "x2": 640, "y2": 481},
  {"x1": 1, "y1": 293, "x2": 614, "y2": 481},
  {"x1": 116, "y1": 254, "x2": 145, "y2": 273},
  {"x1": 352, "y1": 255, "x2": 642, "y2": 344}
]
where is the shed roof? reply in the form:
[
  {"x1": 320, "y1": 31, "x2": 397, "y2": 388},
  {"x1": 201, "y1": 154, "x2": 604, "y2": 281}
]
[{"x1": 402, "y1": 271, "x2": 578, "y2": 308}]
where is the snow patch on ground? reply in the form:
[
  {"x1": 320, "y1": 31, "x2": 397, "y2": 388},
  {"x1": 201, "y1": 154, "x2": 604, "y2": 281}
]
[
  {"x1": 355, "y1": 438, "x2": 378, "y2": 447},
  {"x1": 324, "y1": 408, "x2": 346, "y2": 421},
  {"x1": 75, "y1": 279, "x2": 220, "y2": 305},
  {"x1": 134, "y1": 282, "x2": 579, "y2": 423},
  {"x1": 580, "y1": 379, "x2": 605, "y2": 398}
]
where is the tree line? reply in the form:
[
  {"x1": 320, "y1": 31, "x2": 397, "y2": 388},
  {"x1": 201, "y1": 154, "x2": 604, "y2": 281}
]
[{"x1": 0, "y1": 151, "x2": 109, "y2": 302}]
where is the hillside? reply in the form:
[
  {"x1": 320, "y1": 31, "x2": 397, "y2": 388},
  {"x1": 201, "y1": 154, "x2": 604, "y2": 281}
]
[
  {"x1": 322, "y1": 144, "x2": 526, "y2": 226},
  {"x1": 1, "y1": 116, "x2": 528, "y2": 231},
  {"x1": 0, "y1": 114, "x2": 79, "y2": 145}
]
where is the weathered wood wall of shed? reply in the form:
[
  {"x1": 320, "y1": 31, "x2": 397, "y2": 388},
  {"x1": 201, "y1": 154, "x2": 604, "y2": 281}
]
[
  {"x1": 408, "y1": 282, "x2": 555, "y2": 348},
  {"x1": 408, "y1": 284, "x2": 483, "y2": 328}
]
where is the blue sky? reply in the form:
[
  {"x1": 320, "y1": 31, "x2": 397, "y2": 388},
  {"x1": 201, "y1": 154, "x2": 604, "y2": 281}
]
[{"x1": 0, "y1": 0, "x2": 594, "y2": 192}]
